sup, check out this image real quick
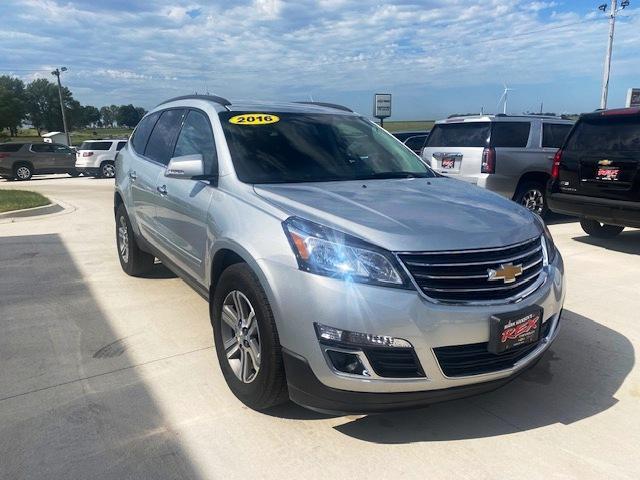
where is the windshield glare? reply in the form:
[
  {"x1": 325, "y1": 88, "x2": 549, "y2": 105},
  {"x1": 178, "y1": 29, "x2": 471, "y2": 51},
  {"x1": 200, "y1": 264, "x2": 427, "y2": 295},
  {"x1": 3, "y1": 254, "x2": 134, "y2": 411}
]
[{"x1": 220, "y1": 112, "x2": 435, "y2": 184}]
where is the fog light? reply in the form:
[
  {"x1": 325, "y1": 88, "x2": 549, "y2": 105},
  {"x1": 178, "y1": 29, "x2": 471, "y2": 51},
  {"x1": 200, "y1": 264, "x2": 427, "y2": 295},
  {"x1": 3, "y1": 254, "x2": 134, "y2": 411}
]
[
  {"x1": 315, "y1": 323, "x2": 412, "y2": 348},
  {"x1": 326, "y1": 350, "x2": 369, "y2": 376}
]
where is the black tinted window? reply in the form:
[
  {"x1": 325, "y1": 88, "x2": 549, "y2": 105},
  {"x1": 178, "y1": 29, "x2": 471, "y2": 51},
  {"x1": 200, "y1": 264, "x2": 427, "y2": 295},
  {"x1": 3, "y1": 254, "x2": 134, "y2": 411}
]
[
  {"x1": 80, "y1": 141, "x2": 112, "y2": 150},
  {"x1": 542, "y1": 123, "x2": 572, "y2": 148},
  {"x1": 144, "y1": 109, "x2": 185, "y2": 165},
  {"x1": 404, "y1": 135, "x2": 428, "y2": 150},
  {"x1": 426, "y1": 123, "x2": 490, "y2": 147},
  {"x1": 0, "y1": 144, "x2": 23, "y2": 152},
  {"x1": 566, "y1": 116, "x2": 640, "y2": 152},
  {"x1": 220, "y1": 112, "x2": 434, "y2": 184},
  {"x1": 490, "y1": 122, "x2": 530, "y2": 148},
  {"x1": 116, "y1": 141, "x2": 127, "y2": 151},
  {"x1": 52, "y1": 144, "x2": 73, "y2": 153},
  {"x1": 132, "y1": 112, "x2": 160, "y2": 154},
  {"x1": 31, "y1": 143, "x2": 54, "y2": 153},
  {"x1": 174, "y1": 110, "x2": 217, "y2": 175}
]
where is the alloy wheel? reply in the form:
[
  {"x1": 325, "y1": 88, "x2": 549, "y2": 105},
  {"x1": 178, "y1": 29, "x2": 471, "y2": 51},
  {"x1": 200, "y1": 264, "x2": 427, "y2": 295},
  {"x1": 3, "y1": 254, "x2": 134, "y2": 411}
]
[
  {"x1": 118, "y1": 216, "x2": 129, "y2": 263},
  {"x1": 16, "y1": 166, "x2": 31, "y2": 180},
  {"x1": 521, "y1": 188, "x2": 544, "y2": 215},
  {"x1": 220, "y1": 290, "x2": 261, "y2": 383},
  {"x1": 102, "y1": 163, "x2": 116, "y2": 178}
]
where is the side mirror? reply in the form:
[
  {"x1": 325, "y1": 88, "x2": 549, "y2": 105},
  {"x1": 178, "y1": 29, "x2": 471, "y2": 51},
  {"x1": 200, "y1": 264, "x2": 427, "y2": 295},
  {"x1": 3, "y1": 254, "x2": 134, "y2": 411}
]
[{"x1": 165, "y1": 154, "x2": 204, "y2": 179}]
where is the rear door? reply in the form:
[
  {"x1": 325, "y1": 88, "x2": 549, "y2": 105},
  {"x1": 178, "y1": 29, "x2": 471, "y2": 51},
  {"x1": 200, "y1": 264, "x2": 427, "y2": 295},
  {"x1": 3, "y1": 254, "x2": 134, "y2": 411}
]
[
  {"x1": 422, "y1": 122, "x2": 489, "y2": 175},
  {"x1": 490, "y1": 120, "x2": 533, "y2": 196},
  {"x1": 561, "y1": 115, "x2": 640, "y2": 202},
  {"x1": 154, "y1": 109, "x2": 216, "y2": 281}
]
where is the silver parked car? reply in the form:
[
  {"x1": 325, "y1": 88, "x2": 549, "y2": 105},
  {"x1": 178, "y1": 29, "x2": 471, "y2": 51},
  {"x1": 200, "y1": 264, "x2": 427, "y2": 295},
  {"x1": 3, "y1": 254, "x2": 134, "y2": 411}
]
[
  {"x1": 422, "y1": 115, "x2": 573, "y2": 216},
  {"x1": 114, "y1": 95, "x2": 565, "y2": 414}
]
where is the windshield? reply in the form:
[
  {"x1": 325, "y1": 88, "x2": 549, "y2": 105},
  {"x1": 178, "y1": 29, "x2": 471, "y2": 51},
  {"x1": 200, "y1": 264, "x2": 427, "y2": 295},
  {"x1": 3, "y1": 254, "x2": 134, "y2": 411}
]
[{"x1": 220, "y1": 112, "x2": 434, "y2": 184}]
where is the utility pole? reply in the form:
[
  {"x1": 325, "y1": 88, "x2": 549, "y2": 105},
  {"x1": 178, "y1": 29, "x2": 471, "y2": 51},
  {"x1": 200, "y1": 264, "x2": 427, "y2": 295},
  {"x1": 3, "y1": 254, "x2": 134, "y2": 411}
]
[
  {"x1": 51, "y1": 67, "x2": 70, "y2": 145},
  {"x1": 599, "y1": 0, "x2": 630, "y2": 109}
]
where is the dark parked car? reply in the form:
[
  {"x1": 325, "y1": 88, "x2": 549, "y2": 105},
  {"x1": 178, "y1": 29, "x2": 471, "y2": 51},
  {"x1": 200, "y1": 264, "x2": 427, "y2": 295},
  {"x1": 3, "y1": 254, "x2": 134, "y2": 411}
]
[
  {"x1": 0, "y1": 142, "x2": 79, "y2": 180},
  {"x1": 548, "y1": 107, "x2": 640, "y2": 237},
  {"x1": 392, "y1": 130, "x2": 430, "y2": 155}
]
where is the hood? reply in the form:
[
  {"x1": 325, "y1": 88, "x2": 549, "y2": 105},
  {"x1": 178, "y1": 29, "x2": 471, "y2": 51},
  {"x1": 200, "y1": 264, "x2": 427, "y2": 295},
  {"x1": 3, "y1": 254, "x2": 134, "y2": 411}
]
[{"x1": 254, "y1": 177, "x2": 541, "y2": 252}]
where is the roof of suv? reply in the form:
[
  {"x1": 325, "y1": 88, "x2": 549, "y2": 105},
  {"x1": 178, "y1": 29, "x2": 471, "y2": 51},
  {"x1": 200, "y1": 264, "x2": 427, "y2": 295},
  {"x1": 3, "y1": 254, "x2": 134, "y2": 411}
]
[
  {"x1": 157, "y1": 94, "x2": 356, "y2": 115},
  {"x1": 437, "y1": 114, "x2": 572, "y2": 124},
  {"x1": 581, "y1": 107, "x2": 640, "y2": 119}
]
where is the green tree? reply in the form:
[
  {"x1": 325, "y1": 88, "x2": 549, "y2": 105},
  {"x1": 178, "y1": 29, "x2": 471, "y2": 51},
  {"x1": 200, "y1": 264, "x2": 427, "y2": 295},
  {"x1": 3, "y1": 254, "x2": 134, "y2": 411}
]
[
  {"x1": 0, "y1": 76, "x2": 26, "y2": 136},
  {"x1": 80, "y1": 105, "x2": 100, "y2": 127},
  {"x1": 24, "y1": 78, "x2": 79, "y2": 134},
  {"x1": 100, "y1": 105, "x2": 115, "y2": 127},
  {"x1": 116, "y1": 104, "x2": 144, "y2": 128}
]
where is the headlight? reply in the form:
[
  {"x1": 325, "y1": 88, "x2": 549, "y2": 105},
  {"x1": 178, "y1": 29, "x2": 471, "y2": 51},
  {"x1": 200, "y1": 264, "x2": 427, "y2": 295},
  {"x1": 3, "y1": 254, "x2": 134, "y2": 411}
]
[
  {"x1": 283, "y1": 217, "x2": 409, "y2": 288},
  {"x1": 535, "y1": 216, "x2": 557, "y2": 264}
]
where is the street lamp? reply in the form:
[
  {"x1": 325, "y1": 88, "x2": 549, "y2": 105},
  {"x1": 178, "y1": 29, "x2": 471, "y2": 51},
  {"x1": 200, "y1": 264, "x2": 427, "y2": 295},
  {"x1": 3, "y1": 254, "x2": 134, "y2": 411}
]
[{"x1": 51, "y1": 67, "x2": 70, "y2": 146}]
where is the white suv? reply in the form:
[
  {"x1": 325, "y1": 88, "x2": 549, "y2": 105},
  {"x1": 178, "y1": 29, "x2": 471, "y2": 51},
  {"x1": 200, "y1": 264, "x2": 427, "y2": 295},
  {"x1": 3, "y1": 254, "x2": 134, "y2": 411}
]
[{"x1": 75, "y1": 139, "x2": 128, "y2": 178}]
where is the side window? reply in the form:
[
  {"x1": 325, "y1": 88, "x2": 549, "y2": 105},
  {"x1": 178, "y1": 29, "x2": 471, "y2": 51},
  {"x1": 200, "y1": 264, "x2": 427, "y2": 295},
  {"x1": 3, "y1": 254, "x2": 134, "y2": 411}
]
[
  {"x1": 404, "y1": 135, "x2": 427, "y2": 151},
  {"x1": 490, "y1": 122, "x2": 531, "y2": 148},
  {"x1": 131, "y1": 112, "x2": 160, "y2": 154},
  {"x1": 116, "y1": 141, "x2": 127, "y2": 151},
  {"x1": 52, "y1": 144, "x2": 72, "y2": 153},
  {"x1": 144, "y1": 109, "x2": 186, "y2": 165},
  {"x1": 31, "y1": 144, "x2": 54, "y2": 153},
  {"x1": 542, "y1": 123, "x2": 572, "y2": 149},
  {"x1": 173, "y1": 110, "x2": 217, "y2": 175}
]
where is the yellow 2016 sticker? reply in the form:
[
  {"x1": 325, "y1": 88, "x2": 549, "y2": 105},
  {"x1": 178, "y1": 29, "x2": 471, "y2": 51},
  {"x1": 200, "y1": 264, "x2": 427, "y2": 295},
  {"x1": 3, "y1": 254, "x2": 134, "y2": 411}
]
[{"x1": 229, "y1": 113, "x2": 280, "y2": 125}]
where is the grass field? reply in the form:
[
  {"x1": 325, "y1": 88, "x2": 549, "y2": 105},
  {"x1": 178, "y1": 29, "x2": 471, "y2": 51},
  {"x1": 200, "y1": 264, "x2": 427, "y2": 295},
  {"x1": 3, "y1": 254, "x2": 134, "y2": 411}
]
[
  {"x1": 381, "y1": 121, "x2": 434, "y2": 132},
  {"x1": 0, "y1": 190, "x2": 51, "y2": 213},
  {"x1": 0, "y1": 128, "x2": 134, "y2": 146}
]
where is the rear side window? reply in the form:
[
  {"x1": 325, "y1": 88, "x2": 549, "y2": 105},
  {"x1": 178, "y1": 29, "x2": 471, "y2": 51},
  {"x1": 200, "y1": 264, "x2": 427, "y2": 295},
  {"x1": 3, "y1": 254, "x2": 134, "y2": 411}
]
[
  {"x1": 80, "y1": 141, "x2": 112, "y2": 150},
  {"x1": 144, "y1": 109, "x2": 186, "y2": 165},
  {"x1": 174, "y1": 110, "x2": 217, "y2": 175},
  {"x1": 116, "y1": 141, "x2": 127, "y2": 151},
  {"x1": 0, "y1": 144, "x2": 23, "y2": 152},
  {"x1": 490, "y1": 122, "x2": 530, "y2": 148},
  {"x1": 426, "y1": 123, "x2": 490, "y2": 147},
  {"x1": 404, "y1": 135, "x2": 428, "y2": 151},
  {"x1": 542, "y1": 123, "x2": 572, "y2": 148},
  {"x1": 31, "y1": 144, "x2": 55, "y2": 153},
  {"x1": 131, "y1": 112, "x2": 161, "y2": 154},
  {"x1": 566, "y1": 116, "x2": 640, "y2": 152}
]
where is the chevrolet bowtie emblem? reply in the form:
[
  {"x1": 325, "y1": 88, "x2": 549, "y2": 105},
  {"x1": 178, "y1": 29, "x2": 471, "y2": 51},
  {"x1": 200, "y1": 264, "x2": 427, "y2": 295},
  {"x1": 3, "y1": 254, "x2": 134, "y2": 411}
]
[
  {"x1": 488, "y1": 263, "x2": 523, "y2": 284},
  {"x1": 599, "y1": 159, "x2": 613, "y2": 166}
]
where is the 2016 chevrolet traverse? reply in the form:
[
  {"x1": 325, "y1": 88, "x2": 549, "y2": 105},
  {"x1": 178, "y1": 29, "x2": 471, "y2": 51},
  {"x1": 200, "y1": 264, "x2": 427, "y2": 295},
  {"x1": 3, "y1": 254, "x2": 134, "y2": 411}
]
[{"x1": 114, "y1": 95, "x2": 565, "y2": 414}]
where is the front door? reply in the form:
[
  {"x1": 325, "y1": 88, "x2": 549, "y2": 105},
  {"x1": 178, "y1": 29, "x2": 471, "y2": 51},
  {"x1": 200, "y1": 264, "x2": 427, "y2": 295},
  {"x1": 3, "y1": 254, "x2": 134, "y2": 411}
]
[
  {"x1": 154, "y1": 109, "x2": 217, "y2": 282},
  {"x1": 51, "y1": 143, "x2": 76, "y2": 171},
  {"x1": 29, "y1": 143, "x2": 57, "y2": 172}
]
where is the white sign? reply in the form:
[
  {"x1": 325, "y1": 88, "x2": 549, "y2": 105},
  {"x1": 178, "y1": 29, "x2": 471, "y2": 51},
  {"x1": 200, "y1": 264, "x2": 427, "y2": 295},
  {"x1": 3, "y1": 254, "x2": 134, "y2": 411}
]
[
  {"x1": 626, "y1": 88, "x2": 640, "y2": 108},
  {"x1": 373, "y1": 93, "x2": 392, "y2": 119}
]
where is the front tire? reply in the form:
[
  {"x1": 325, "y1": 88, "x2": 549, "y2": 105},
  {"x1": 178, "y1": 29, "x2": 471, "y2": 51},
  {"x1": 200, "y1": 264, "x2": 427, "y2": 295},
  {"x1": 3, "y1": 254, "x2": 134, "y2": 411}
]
[
  {"x1": 212, "y1": 263, "x2": 288, "y2": 410},
  {"x1": 68, "y1": 171, "x2": 81, "y2": 177},
  {"x1": 115, "y1": 204, "x2": 155, "y2": 276},
  {"x1": 580, "y1": 218, "x2": 624, "y2": 238},
  {"x1": 514, "y1": 182, "x2": 548, "y2": 217}
]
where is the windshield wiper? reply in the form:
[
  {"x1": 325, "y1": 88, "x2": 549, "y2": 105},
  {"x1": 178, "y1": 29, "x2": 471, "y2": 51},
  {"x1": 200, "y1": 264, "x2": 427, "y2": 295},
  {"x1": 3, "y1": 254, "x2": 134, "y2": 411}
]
[{"x1": 357, "y1": 171, "x2": 432, "y2": 180}]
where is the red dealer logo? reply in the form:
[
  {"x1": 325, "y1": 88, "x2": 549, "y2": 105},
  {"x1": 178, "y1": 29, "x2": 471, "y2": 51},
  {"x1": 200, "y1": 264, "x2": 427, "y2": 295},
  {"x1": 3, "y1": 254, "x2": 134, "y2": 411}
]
[{"x1": 501, "y1": 316, "x2": 539, "y2": 343}]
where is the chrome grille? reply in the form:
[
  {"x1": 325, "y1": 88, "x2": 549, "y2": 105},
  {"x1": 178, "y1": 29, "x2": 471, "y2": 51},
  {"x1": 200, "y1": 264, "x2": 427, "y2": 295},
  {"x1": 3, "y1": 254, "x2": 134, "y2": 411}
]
[{"x1": 398, "y1": 236, "x2": 545, "y2": 303}]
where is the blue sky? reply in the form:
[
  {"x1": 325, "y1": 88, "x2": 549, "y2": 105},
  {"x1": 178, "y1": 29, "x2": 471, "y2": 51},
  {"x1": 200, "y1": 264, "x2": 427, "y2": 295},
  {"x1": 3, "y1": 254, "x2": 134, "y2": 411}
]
[{"x1": 0, "y1": 0, "x2": 638, "y2": 120}]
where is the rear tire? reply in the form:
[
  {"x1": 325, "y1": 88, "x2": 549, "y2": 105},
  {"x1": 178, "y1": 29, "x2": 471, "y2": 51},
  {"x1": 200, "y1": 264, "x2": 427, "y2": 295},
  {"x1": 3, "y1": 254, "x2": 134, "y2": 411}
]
[
  {"x1": 13, "y1": 163, "x2": 33, "y2": 181},
  {"x1": 580, "y1": 218, "x2": 624, "y2": 238},
  {"x1": 212, "y1": 263, "x2": 288, "y2": 411},
  {"x1": 100, "y1": 161, "x2": 115, "y2": 178},
  {"x1": 115, "y1": 204, "x2": 155, "y2": 276},
  {"x1": 514, "y1": 181, "x2": 548, "y2": 217}
]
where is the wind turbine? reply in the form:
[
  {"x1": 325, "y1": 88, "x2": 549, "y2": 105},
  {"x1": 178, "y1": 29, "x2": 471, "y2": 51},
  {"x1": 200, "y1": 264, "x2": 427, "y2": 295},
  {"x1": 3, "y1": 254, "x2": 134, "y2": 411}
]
[{"x1": 498, "y1": 83, "x2": 515, "y2": 114}]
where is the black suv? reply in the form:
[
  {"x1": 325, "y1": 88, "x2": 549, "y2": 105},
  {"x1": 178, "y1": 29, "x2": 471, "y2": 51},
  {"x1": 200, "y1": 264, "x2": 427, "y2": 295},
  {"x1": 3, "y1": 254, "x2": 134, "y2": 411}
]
[{"x1": 548, "y1": 107, "x2": 640, "y2": 237}]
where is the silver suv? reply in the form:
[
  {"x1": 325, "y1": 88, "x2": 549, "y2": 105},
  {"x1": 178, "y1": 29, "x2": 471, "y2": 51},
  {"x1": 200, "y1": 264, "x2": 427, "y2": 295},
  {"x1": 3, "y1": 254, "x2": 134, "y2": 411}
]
[
  {"x1": 422, "y1": 115, "x2": 573, "y2": 216},
  {"x1": 114, "y1": 95, "x2": 565, "y2": 414}
]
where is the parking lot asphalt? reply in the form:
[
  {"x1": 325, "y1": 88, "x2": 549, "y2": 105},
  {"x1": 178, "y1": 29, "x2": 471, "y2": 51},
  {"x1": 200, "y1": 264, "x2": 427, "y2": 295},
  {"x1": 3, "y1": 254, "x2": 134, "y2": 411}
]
[{"x1": 0, "y1": 175, "x2": 638, "y2": 480}]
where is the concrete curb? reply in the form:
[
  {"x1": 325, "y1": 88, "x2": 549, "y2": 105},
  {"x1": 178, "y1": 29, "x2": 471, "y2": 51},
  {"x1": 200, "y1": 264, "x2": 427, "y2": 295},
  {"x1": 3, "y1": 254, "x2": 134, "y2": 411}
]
[{"x1": 0, "y1": 198, "x2": 75, "y2": 223}]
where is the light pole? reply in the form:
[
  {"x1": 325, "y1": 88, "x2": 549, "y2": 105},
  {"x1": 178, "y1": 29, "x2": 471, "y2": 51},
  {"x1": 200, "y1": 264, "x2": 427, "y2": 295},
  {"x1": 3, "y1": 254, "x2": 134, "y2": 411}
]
[
  {"x1": 51, "y1": 67, "x2": 70, "y2": 145},
  {"x1": 599, "y1": 0, "x2": 630, "y2": 109}
]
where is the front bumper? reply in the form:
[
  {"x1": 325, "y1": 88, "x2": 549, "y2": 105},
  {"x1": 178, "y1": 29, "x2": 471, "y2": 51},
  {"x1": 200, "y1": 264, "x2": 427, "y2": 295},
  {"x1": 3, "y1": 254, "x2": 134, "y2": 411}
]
[
  {"x1": 548, "y1": 192, "x2": 640, "y2": 228},
  {"x1": 259, "y1": 252, "x2": 565, "y2": 411}
]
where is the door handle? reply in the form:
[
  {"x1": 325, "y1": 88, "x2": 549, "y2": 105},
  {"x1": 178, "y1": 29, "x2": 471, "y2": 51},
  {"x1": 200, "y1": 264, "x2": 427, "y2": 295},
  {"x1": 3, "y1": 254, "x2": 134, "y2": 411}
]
[
  {"x1": 157, "y1": 184, "x2": 167, "y2": 196},
  {"x1": 129, "y1": 170, "x2": 137, "y2": 181}
]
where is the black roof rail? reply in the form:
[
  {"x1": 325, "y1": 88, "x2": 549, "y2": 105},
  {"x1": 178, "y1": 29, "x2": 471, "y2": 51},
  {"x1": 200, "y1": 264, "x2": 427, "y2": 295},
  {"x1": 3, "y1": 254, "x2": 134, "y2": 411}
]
[
  {"x1": 294, "y1": 101, "x2": 353, "y2": 112},
  {"x1": 157, "y1": 94, "x2": 232, "y2": 108}
]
